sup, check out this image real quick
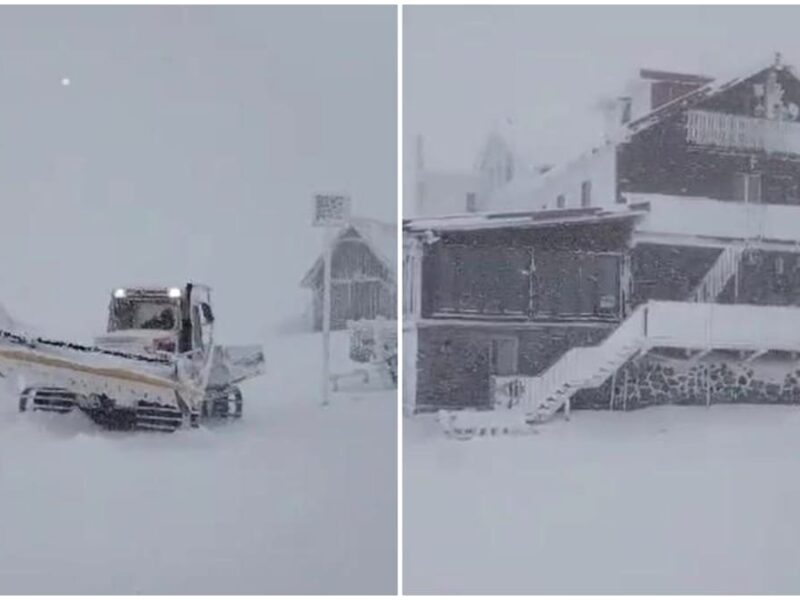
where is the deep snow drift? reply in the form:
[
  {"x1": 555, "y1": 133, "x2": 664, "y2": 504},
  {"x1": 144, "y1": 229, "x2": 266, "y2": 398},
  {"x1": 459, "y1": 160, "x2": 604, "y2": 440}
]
[
  {"x1": 404, "y1": 405, "x2": 800, "y2": 594},
  {"x1": 0, "y1": 330, "x2": 396, "y2": 594}
]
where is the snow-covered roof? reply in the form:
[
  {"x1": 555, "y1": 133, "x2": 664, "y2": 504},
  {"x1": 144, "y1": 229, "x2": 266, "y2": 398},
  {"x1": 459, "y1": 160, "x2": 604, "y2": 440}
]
[
  {"x1": 410, "y1": 55, "x2": 797, "y2": 232},
  {"x1": 349, "y1": 217, "x2": 397, "y2": 274},
  {"x1": 404, "y1": 204, "x2": 647, "y2": 234},
  {"x1": 485, "y1": 55, "x2": 797, "y2": 212},
  {"x1": 300, "y1": 217, "x2": 397, "y2": 288},
  {"x1": 624, "y1": 56, "x2": 793, "y2": 138},
  {"x1": 484, "y1": 142, "x2": 615, "y2": 213}
]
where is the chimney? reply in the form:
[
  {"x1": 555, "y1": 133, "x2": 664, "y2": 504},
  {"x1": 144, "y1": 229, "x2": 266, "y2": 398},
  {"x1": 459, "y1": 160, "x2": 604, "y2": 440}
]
[{"x1": 639, "y1": 68, "x2": 713, "y2": 111}]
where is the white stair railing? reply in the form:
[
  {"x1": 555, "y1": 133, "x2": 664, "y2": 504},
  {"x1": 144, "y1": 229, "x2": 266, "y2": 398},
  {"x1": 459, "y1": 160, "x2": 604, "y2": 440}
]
[
  {"x1": 689, "y1": 245, "x2": 744, "y2": 303},
  {"x1": 447, "y1": 301, "x2": 800, "y2": 437},
  {"x1": 523, "y1": 304, "x2": 647, "y2": 422}
]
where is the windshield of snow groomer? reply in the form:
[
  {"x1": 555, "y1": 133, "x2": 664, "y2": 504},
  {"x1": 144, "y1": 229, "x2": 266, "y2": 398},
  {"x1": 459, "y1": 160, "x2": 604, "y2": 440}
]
[{"x1": 109, "y1": 298, "x2": 179, "y2": 331}]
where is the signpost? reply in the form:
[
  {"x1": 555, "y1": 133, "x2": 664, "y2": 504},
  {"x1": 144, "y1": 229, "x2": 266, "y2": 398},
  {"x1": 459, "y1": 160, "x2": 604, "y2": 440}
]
[{"x1": 313, "y1": 194, "x2": 351, "y2": 406}]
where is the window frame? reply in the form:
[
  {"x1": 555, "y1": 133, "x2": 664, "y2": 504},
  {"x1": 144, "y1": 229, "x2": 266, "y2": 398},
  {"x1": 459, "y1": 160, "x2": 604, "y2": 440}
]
[{"x1": 581, "y1": 180, "x2": 592, "y2": 208}]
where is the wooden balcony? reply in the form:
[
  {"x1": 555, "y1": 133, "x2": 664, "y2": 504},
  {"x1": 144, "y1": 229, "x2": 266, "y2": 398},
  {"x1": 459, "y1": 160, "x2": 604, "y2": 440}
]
[{"x1": 686, "y1": 109, "x2": 800, "y2": 156}]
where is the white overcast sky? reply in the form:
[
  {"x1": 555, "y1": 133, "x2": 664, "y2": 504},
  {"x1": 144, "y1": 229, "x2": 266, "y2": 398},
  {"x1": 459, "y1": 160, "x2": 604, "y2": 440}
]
[
  {"x1": 404, "y1": 5, "x2": 800, "y2": 199},
  {"x1": 0, "y1": 6, "x2": 396, "y2": 340}
]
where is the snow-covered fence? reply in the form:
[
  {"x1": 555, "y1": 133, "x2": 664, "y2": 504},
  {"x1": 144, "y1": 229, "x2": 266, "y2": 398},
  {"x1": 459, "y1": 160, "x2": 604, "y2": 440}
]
[
  {"x1": 330, "y1": 318, "x2": 397, "y2": 391},
  {"x1": 348, "y1": 318, "x2": 397, "y2": 364}
]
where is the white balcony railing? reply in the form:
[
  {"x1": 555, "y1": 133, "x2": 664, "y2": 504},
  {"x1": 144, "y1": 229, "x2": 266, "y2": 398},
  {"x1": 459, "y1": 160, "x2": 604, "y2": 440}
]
[
  {"x1": 629, "y1": 193, "x2": 800, "y2": 244},
  {"x1": 686, "y1": 109, "x2": 800, "y2": 155},
  {"x1": 487, "y1": 301, "x2": 800, "y2": 425}
]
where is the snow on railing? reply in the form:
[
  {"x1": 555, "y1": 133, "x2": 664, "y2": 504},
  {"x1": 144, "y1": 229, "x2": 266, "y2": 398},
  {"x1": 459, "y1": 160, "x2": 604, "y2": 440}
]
[
  {"x1": 348, "y1": 318, "x2": 397, "y2": 363},
  {"x1": 488, "y1": 300, "x2": 800, "y2": 426},
  {"x1": 491, "y1": 304, "x2": 648, "y2": 419},
  {"x1": 687, "y1": 109, "x2": 800, "y2": 155},
  {"x1": 631, "y1": 194, "x2": 800, "y2": 243},
  {"x1": 645, "y1": 301, "x2": 800, "y2": 353},
  {"x1": 492, "y1": 374, "x2": 535, "y2": 410}
]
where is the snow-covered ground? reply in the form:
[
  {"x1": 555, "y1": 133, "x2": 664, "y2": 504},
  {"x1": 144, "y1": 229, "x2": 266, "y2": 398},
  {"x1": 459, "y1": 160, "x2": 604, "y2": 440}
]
[
  {"x1": 404, "y1": 405, "x2": 800, "y2": 594},
  {"x1": 0, "y1": 330, "x2": 396, "y2": 594}
]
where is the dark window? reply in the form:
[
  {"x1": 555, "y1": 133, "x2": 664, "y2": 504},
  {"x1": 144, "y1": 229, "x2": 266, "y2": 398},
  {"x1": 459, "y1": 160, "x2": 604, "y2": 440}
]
[
  {"x1": 466, "y1": 192, "x2": 477, "y2": 212},
  {"x1": 749, "y1": 173, "x2": 762, "y2": 203},
  {"x1": 505, "y1": 161, "x2": 514, "y2": 183},
  {"x1": 733, "y1": 172, "x2": 762, "y2": 203},
  {"x1": 581, "y1": 181, "x2": 592, "y2": 207},
  {"x1": 489, "y1": 337, "x2": 518, "y2": 376},
  {"x1": 534, "y1": 251, "x2": 620, "y2": 319},
  {"x1": 619, "y1": 97, "x2": 632, "y2": 124},
  {"x1": 109, "y1": 299, "x2": 179, "y2": 331},
  {"x1": 192, "y1": 306, "x2": 203, "y2": 348},
  {"x1": 431, "y1": 244, "x2": 530, "y2": 316},
  {"x1": 765, "y1": 174, "x2": 800, "y2": 205},
  {"x1": 556, "y1": 194, "x2": 566, "y2": 209}
]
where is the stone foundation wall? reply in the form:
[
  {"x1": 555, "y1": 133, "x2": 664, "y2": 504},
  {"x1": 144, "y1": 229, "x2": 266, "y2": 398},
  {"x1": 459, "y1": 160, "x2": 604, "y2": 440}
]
[
  {"x1": 609, "y1": 354, "x2": 800, "y2": 411},
  {"x1": 413, "y1": 323, "x2": 800, "y2": 413}
]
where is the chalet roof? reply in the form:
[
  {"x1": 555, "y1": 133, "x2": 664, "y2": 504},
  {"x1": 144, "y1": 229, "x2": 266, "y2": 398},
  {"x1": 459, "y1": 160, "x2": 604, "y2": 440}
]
[
  {"x1": 300, "y1": 217, "x2": 397, "y2": 288},
  {"x1": 624, "y1": 55, "x2": 796, "y2": 137},
  {"x1": 486, "y1": 55, "x2": 798, "y2": 212},
  {"x1": 350, "y1": 217, "x2": 397, "y2": 272},
  {"x1": 404, "y1": 204, "x2": 647, "y2": 234}
]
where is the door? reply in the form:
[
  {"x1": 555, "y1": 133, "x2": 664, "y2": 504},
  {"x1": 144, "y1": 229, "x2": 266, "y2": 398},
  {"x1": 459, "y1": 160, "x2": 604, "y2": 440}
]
[
  {"x1": 331, "y1": 282, "x2": 350, "y2": 329},
  {"x1": 189, "y1": 287, "x2": 214, "y2": 352},
  {"x1": 489, "y1": 336, "x2": 519, "y2": 376}
]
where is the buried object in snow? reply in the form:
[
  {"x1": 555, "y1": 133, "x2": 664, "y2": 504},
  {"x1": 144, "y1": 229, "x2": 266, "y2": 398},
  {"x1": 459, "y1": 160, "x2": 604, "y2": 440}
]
[{"x1": 7, "y1": 283, "x2": 265, "y2": 432}]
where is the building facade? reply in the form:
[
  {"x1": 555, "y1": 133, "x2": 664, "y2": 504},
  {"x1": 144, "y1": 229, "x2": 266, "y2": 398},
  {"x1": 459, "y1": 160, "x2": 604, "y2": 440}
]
[
  {"x1": 302, "y1": 219, "x2": 396, "y2": 331},
  {"x1": 404, "y1": 56, "x2": 800, "y2": 418}
]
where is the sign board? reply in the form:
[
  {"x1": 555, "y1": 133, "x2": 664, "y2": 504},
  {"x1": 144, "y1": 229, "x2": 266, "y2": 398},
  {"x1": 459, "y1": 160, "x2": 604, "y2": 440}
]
[{"x1": 313, "y1": 194, "x2": 351, "y2": 227}]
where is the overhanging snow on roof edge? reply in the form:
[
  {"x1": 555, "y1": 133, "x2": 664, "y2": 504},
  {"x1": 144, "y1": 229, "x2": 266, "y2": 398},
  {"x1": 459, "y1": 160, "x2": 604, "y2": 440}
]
[
  {"x1": 404, "y1": 205, "x2": 647, "y2": 234},
  {"x1": 300, "y1": 218, "x2": 397, "y2": 288}
]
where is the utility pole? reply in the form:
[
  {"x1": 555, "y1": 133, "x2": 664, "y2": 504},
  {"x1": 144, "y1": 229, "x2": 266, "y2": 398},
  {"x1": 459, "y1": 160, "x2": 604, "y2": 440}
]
[
  {"x1": 322, "y1": 225, "x2": 333, "y2": 406},
  {"x1": 313, "y1": 194, "x2": 351, "y2": 407}
]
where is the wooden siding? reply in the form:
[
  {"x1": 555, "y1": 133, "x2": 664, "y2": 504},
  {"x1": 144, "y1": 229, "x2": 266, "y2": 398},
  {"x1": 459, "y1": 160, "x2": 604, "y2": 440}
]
[
  {"x1": 310, "y1": 230, "x2": 395, "y2": 331},
  {"x1": 619, "y1": 68, "x2": 800, "y2": 205}
]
